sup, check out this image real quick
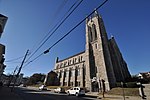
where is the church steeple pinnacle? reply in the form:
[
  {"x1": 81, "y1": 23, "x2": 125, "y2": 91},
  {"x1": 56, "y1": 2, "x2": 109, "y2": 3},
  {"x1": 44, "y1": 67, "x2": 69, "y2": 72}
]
[{"x1": 93, "y1": 10, "x2": 102, "y2": 18}]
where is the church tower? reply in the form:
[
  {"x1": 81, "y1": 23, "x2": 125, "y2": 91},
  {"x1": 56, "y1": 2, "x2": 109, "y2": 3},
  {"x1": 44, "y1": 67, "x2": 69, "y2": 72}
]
[{"x1": 85, "y1": 11, "x2": 116, "y2": 91}]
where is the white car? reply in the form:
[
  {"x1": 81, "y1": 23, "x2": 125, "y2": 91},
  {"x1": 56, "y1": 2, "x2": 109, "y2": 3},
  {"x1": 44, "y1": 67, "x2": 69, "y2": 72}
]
[
  {"x1": 54, "y1": 87, "x2": 65, "y2": 93},
  {"x1": 39, "y1": 85, "x2": 47, "y2": 90},
  {"x1": 66, "y1": 87, "x2": 85, "y2": 96}
]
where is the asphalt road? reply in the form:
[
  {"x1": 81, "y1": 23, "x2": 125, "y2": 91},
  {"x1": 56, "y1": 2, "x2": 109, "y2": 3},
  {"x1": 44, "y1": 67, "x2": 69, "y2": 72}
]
[{"x1": 14, "y1": 87, "x2": 98, "y2": 100}]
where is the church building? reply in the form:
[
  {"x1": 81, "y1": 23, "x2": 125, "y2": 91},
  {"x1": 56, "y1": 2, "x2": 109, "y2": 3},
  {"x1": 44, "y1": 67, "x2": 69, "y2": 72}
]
[{"x1": 53, "y1": 11, "x2": 130, "y2": 91}]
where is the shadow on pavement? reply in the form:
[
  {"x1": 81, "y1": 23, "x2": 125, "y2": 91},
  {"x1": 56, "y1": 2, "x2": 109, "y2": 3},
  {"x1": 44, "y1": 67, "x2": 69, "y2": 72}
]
[{"x1": 84, "y1": 95, "x2": 98, "y2": 99}]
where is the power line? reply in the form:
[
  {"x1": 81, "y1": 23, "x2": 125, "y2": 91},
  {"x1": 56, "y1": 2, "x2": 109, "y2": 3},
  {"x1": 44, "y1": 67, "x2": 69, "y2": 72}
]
[
  {"x1": 53, "y1": 0, "x2": 69, "y2": 18},
  {"x1": 5, "y1": 56, "x2": 25, "y2": 62},
  {"x1": 5, "y1": 1, "x2": 69, "y2": 65},
  {"x1": 25, "y1": 0, "x2": 83, "y2": 63},
  {"x1": 30, "y1": 0, "x2": 69, "y2": 52},
  {"x1": 5, "y1": 62, "x2": 21, "y2": 64},
  {"x1": 23, "y1": 0, "x2": 108, "y2": 67}
]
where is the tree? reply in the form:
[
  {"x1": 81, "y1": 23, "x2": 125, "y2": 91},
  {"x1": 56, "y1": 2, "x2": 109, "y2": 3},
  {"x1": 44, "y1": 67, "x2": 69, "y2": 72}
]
[
  {"x1": 45, "y1": 71, "x2": 59, "y2": 86},
  {"x1": 26, "y1": 73, "x2": 45, "y2": 85}
]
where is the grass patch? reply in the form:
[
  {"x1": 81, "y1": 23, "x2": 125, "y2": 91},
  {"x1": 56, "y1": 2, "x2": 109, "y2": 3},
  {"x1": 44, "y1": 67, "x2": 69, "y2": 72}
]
[{"x1": 105, "y1": 88, "x2": 139, "y2": 96}]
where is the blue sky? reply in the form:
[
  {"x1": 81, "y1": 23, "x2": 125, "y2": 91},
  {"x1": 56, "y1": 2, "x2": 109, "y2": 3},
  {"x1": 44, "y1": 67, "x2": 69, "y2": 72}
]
[{"x1": 0, "y1": 0, "x2": 150, "y2": 77}]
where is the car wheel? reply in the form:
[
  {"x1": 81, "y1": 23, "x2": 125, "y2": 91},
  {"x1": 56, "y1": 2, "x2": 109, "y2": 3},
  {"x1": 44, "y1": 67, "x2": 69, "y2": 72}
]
[
  {"x1": 67, "y1": 92, "x2": 70, "y2": 96},
  {"x1": 75, "y1": 93, "x2": 79, "y2": 97}
]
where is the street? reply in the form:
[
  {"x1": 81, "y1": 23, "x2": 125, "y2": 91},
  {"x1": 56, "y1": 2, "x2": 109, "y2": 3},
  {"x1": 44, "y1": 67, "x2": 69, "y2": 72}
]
[
  {"x1": 1, "y1": 86, "x2": 149, "y2": 100},
  {"x1": 13, "y1": 87, "x2": 98, "y2": 100}
]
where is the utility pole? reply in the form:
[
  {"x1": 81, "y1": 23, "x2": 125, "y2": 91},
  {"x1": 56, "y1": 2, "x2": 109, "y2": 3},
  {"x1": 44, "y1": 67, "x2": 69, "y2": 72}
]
[
  {"x1": 8, "y1": 66, "x2": 18, "y2": 87},
  {"x1": 43, "y1": 73, "x2": 48, "y2": 86},
  {"x1": 121, "y1": 82, "x2": 125, "y2": 100},
  {"x1": 11, "y1": 50, "x2": 29, "y2": 92}
]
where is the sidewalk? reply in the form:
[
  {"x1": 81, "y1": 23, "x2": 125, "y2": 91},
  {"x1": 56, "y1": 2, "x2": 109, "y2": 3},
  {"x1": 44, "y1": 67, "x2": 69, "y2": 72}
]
[
  {"x1": 86, "y1": 92, "x2": 149, "y2": 100},
  {"x1": 0, "y1": 86, "x2": 22, "y2": 100}
]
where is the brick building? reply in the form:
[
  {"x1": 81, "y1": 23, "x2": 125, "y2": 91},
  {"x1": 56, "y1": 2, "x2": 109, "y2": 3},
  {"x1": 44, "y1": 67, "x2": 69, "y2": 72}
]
[{"x1": 53, "y1": 11, "x2": 130, "y2": 91}]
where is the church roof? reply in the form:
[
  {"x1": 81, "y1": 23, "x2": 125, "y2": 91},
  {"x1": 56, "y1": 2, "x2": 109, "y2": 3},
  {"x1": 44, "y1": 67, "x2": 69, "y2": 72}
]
[{"x1": 57, "y1": 51, "x2": 85, "y2": 63}]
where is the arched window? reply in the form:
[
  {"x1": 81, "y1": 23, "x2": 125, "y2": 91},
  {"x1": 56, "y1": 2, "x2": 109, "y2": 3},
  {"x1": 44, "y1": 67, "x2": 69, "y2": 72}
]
[
  {"x1": 88, "y1": 26, "x2": 93, "y2": 42},
  {"x1": 74, "y1": 58, "x2": 77, "y2": 63},
  {"x1": 60, "y1": 63, "x2": 63, "y2": 68},
  {"x1": 92, "y1": 24, "x2": 97, "y2": 41},
  {"x1": 80, "y1": 56, "x2": 83, "y2": 62},
  {"x1": 78, "y1": 56, "x2": 80, "y2": 62},
  {"x1": 56, "y1": 64, "x2": 59, "y2": 69},
  {"x1": 59, "y1": 71, "x2": 62, "y2": 78},
  {"x1": 77, "y1": 68, "x2": 80, "y2": 76}
]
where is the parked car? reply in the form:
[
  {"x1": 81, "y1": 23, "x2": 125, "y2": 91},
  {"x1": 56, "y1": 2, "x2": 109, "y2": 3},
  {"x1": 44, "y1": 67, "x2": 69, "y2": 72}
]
[
  {"x1": 39, "y1": 85, "x2": 47, "y2": 90},
  {"x1": 66, "y1": 87, "x2": 85, "y2": 96},
  {"x1": 19, "y1": 84, "x2": 27, "y2": 87},
  {"x1": 54, "y1": 87, "x2": 65, "y2": 93}
]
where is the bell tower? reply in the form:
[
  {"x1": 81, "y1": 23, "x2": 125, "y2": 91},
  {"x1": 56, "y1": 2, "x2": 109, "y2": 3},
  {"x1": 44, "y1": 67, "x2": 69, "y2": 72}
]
[{"x1": 85, "y1": 11, "x2": 116, "y2": 91}]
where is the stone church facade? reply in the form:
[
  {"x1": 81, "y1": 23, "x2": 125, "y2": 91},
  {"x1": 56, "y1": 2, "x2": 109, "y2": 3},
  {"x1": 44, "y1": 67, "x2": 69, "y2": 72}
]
[{"x1": 53, "y1": 11, "x2": 130, "y2": 91}]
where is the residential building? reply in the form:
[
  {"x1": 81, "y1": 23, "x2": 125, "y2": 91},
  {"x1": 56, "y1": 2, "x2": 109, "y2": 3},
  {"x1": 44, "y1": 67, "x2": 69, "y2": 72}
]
[{"x1": 138, "y1": 72, "x2": 150, "y2": 83}]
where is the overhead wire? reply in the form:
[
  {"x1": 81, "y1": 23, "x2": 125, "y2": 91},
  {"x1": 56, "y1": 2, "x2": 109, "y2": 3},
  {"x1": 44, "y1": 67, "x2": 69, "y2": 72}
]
[
  {"x1": 23, "y1": 0, "x2": 108, "y2": 67},
  {"x1": 3, "y1": 1, "x2": 69, "y2": 74},
  {"x1": 53, "y1": 0, "x2": 69, "y2": 19},
  {"x1": 4, "y1": 0, "x2": 68, "y2": 66},
  {"x1": 25, "y1": 0, "x2": 83, "y2": 64},
  {"x1": 5, "y1": 56, "x2": 24, "y2": 62},
  {"x1": 24, "y1": 0, "x2": 83, "y2": 68},
  {"x1": 30, "y1": 0, "x2": 69, "y2": 52}
]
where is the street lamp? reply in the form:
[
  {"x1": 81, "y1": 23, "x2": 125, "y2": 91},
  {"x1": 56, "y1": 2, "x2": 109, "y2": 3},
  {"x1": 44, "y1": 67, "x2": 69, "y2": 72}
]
[{"x1": 121, "y1": 82, "x2": 125, "y2": 100}]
